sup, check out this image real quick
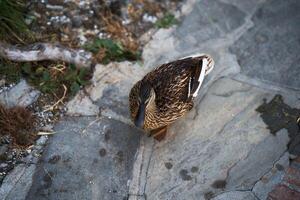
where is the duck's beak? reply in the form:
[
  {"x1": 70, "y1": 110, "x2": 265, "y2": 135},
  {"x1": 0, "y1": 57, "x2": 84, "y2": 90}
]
[{"x1": 134, "y1": 103, "x2": 146, "y2": 128}]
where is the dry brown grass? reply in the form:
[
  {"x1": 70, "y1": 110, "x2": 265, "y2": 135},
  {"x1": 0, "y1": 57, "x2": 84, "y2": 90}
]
[
  {"x1": 0, "y1": 104, "x2": 36, "y2": 146},
  {"x1": 97, "y1": 4, "x2": 139, "y2": 52}
]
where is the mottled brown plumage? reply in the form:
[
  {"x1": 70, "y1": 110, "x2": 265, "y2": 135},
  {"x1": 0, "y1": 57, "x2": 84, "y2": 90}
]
[{"x1": 129, "y1": 54, "x2": 214, "y2": 140}]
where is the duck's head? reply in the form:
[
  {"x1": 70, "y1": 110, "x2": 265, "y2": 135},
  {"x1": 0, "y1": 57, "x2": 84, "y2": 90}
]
[{"x1": 134, "y1": 81, "x2": 156, "y2": 129}]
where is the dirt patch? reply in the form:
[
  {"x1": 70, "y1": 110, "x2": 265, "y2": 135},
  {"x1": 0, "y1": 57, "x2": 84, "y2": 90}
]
[
  {"x1": 211, "y1": 179, "x2": 227, "y2": 189},
  {"x1": 179, "y1": 169, "x2": 192, "y2": 181},
  {"x1": 164, "y1": 162, "x2": 173, "y2": 170},
  {"x1": 99, "y1": 148, "x2": 107, "y2": 157},
  {"x1": 48, "y1": 155, "x2": 61, "y2": 164}
]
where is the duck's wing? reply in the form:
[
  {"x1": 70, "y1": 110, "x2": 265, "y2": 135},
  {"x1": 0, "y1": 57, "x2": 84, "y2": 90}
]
[
  {"x1": 188, "y1": 57, "x2": 207, "y2": 99},
  {"x1": 180, "y1": 54, "x2": 215, "y2": 76},
  {"x1": 144, "y1": 55, "x2": 214, "y2": 107}
]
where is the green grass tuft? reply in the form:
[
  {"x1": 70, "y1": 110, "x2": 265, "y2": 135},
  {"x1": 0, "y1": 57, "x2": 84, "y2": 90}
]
[
  {"x1": 83, "y1": 38, "x2": 141, "y2": 64},
  {"x1": 0, "y1": 60, "x2": 92, "y2": 100},
  {"x1": 0, "y1": 60, "x2": 22, "y2": 83},
  {"x1": 21, "y1": 63, "x2": 91, "y2": 96},
  {"x1": 155, "y1": 13, "x2": 178, "y2": 29},
  {"x1": 0, "y1": 0, "x2": 33, "y2": 43}
]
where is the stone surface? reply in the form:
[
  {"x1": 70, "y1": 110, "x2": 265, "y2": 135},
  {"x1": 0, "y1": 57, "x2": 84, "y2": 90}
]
[
  {"x1": 0, "y1": 79, "x2": 40, "y2": 107},
  {"x1": 141, "y1": 78, "x2": 290, "y2": 199},
  {"x1": 211, "y1": 191, "x2": 257, "y2": 200},
  {"x1": 4, "y1": 165, "x2": 36, "y2": 200},
  {"x1": 67, "y1": 61, "x2": 146, "y2": 119},
  {"x1": 66, "y1": 90, "x2": 99, "y2": 116},
  {"x1": 230, "y1": 0, "x2": 300, "y2": 90},
  {"x1": 25, "y1": 116, "x2": 142, "y2": 200},
  {"x1": 284, "y1": 167, "x2": 300, "y2": 189},
  {"x1": 0, "y1": 164, "x2": 31, "y2": 200},
  {"x1": 268, "y1": 184, "x2": 300, "y2": 200},
  {"x1": 2, "y1": 0, "x2": 300, "y2": 199},
  {"x1": 225, "y1": 129, "x2": 289, "y2": 190},
  {"x1": 175, "y1": 0, "x2": 246, "y2": 49},
  {"x1": 252, "y1": 152, "x2": 289, "y2": 200}
]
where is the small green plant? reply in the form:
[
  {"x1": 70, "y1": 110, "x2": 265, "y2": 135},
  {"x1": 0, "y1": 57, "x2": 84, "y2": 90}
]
[
  {"x1": 0, "y1": 60, "x2": 91, "y2": 99},
  {"x1": 0, "y1": 0, "x2": 32, "y2": 42},
  {"x1": 21, "y1": 63, "x2": 91, "y2": 96},
  {"x1": 0, "y1": 60, "x2": 22, "y2": 84},
  {"x1": 155, "y1": 13, "x2": 178, "y2": 29},
  {"x1": 83, "y1": 38, "x2": 141, "y2": 64}
]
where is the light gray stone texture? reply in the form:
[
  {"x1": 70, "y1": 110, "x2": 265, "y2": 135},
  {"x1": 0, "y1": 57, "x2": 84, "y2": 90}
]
[
  {"x1": 211, "y1": 191, "x2": 257, "y2": 200},
  {"x1": 252, "y1": 152, "x2": 290, "y2": 200},
  {"x1": 230, "y1": 0, "x2": 300, "y2": 90},
  {"x1": 142, "y1": 78, "x2": 289, "y2": 200},
  {"x1": 25, "y1": 117, "x2": 142, "y2": 200},
  {"x1": 0, "y1": 79, "x2": 40, "y2": 107}
]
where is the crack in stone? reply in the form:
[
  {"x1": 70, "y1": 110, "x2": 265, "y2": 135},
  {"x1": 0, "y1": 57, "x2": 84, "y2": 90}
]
[
  {"x1": 233, "y1": 74, "x2": 300, "y2": 95},
  {"x1": 159, "y1": 184, "x2": 181, "y2": 196},
  {"x1": 127, "y1": 193, "x2": 146, "y2": 200},
  {"x1": 2, "y1": 165, "x2": 35, "y2": 200},
  {"x1": 143, "y1": 140, "x2": 155, "y2": 196},
  {"x1": 128, "y1": 137, "x2": 155, "y2": 199},
  {"x1": 212, "y1": 87, "x2": 252, "y2": 97},
  {"x1": 250, "y1": 149, "x2": 288, "y2": 192},
  {"x1": 211, "y1": 189, "x2": 259, "y2": 200}
]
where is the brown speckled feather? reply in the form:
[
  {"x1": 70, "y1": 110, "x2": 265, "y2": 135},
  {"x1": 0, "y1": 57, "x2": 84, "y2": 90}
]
[{"x1": 129, "y1": 55, "x2": 214, "y2": 131}]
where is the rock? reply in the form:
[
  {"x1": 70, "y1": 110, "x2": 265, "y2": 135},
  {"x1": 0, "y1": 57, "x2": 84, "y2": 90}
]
[
  {"x1": 2, "y1": 1, "x2": 298, "y2": 199},
  {"x1": 139, "y1": 78, "x2": 291, "y2": 199},
  {"x1": 1, "y1": 165, "x2": 36, "y2": 200},
  {"x1": 225, "y1": 129, "x2": 289, "y2": 190},
  {"x1": 175, "y1": 0, "x2": 246, "y2": 48},
  {"x1": 68, "y1": 62, "x2": 146, "y2": 118},
  {"x1": 0, "y1": 80, "x2": 40, "y2": 108},
  {"x1": 230, "y1": 0, "x2": 300, "y2": 89},
  {"x1": 66, "y1": 90, "x2": 99, "y2": 116},
  {"x1": 252, "y1": 152, "x2": 290, "y2": 199},
  {"x1": 88, "y1": 62, "x2": 145, "y2": 102},
  {"x1": 25, "y1": 116, "x2": 142, "y2": 200},
  {"x1": 0, "y1": 163, "x2": 8, "y2": 168},
  {"x1": 72, "y1": 16, "x2": 82, "y2": 28},
  {"x1": 142, "y1": 28, "x2": 178, "y2": 69},
  {"x1": 35, "y1": 136, "x2": 48, "y2": 147},
  {"x1": 268, "y1": 184, "x2": 300, "y2": 200},
  {"x1": 211, "y1": 191, "x2": 257, "y2": 200},
  {"x1": 39, "y1": 125, "x2": 54, "y2": 132}
]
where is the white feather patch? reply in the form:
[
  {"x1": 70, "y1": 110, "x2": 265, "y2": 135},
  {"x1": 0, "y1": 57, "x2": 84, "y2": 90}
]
[
  {"x1": 187, "y1": 77, "x2": 191, "y2": 97},
  {"x1": 192, "y1": 58, "x2": 207, "y2": 97}
]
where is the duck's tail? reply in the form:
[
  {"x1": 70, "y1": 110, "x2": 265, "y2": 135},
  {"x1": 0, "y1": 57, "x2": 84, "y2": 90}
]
[{"x1": 182, "y1": 54, "x2": 215, "y2": 98}]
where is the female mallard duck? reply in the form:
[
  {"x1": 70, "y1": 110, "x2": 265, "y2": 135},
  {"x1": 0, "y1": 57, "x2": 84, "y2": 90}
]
[{"x1": 129, "y1": 54, "x2": 214, "y2": 141}]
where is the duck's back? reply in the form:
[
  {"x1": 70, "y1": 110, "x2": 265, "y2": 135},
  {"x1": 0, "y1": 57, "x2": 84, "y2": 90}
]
[{"x1": 144, "y1": 58, "x2": 200, "y2": 114}]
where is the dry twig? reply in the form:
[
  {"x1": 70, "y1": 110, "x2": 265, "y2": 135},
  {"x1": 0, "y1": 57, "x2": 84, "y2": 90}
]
[{"x1": 43, "y1": 84, "x2": 67, "y2": 112}]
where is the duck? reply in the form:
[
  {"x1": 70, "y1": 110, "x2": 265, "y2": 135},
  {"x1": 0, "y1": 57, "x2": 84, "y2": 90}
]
[{"x1": 129, "y1": 54, "x2": 214, "y2": 141}]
